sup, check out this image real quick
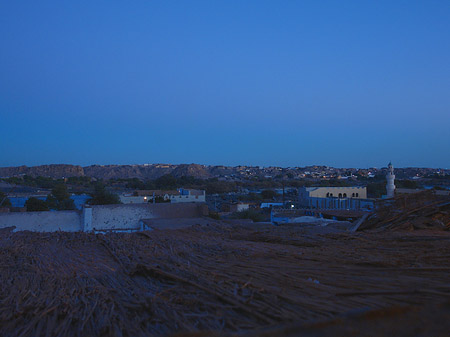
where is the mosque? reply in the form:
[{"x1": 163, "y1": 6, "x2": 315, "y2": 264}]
[{"x1": 298, "y1": 162, "x2": 396, "y2": 210}]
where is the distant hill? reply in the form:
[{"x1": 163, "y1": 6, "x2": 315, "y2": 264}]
[
  {"x1": 171, "y1": 164, "x2": 212, "y2": 179},
  {"x1": 83, "y1": 165, "x2": 171, "y2": 180},
  {"x1": 0, "y1": 165, "x2": 85, "y2": 179},
  {"x1": 0, "y1": 164, "x2": 213, "y2": 180},
  {"x1": 0, "y1": 164, "x2": 447, "y2": 181}
]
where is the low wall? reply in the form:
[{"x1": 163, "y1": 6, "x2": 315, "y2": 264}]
[
  {"x1": 91, "y1": 204, "x2": 155, "y2": 231},
  {"x1": 0, "y1": 203, "x2": 208, "y2": 232},
  {"x1": 90, "y1": 203, "x2": 206, "y2": 231},
  {"x1": 0, "y1": 211, "x2": 81, "y2": 232},
  {"x1": 146, "y1": 203, "x2": 208, "y2": 219}
]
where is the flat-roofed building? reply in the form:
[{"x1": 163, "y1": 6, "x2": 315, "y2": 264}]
[
  {"x1": 170, "y1": 189, "x2": 206, "y2": 203},
  {"x1": 121, "y1": 189, "x2": 206, "y2": 204},
  {"x1": 221, "y1": 202, "x2": 250, "y2": 213},
  {"x1": 299, "y1": 186, "x2": 372, "y2": 210}
]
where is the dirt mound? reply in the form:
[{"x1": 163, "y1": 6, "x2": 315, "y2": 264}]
[
  {"x1": 0, "y1": 224, "x2": 449, "y2": 336},
  {"x1": 359, "y1": 191, "x2": 450, "y2": 231}
]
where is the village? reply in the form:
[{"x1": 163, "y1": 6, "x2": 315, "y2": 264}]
[
  {"x1": 1, "y1": 1, "x2": 449, "y2": 335},
  {"x1": 0, "y1": 162, "x2": 449, "y2": 336},
  {"x1": 1, "y1": 162, "x2": 449, "y2": 232}
]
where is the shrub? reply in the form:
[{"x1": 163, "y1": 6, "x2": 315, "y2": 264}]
[{"x1": 25, "y1": 197, "x2": 49, "y2": 212}]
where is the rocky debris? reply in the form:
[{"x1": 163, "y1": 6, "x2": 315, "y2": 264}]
[
  {"x1": 0, "y1": 223, "x2": 449, "y2": 336},
  {"x1": 237, "y1": 302, "x2": 450, "y2": 337},
  {"x1": 358, "y1": 191, "x2": 450, "y2": 231}
]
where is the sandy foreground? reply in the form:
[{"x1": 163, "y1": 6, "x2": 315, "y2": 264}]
[{"x1": 0, "y1": 222, "x2": 449, "y2": 337}]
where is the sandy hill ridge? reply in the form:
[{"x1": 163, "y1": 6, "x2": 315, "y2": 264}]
[{"x1": 0, "y1": 164, "x2": 213, "y2": 180}]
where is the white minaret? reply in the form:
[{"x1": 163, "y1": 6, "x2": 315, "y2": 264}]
[{"x1": 386, "y1": 162, "x2": 395, "y2": 198}]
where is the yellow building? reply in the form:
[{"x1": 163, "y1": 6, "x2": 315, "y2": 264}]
[{"x1": 299, "y1": 187, "x2": 369, "y2": 210}]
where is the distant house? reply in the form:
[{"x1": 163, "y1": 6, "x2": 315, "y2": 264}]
[
  {"x1": 298, "y1": 187, "x2": 372, "y2": 210},
  {"x1": 169, "y1": 189, "x2": 206, "y2": 203},
  {"x1": 121, "y1": 188, "x2": 206, "y2": 204},
  {"x1": 143, "y1": 190, "x2": 180, "y2": 201},
  {"x1": 221, "y1": 202, "x2": 250, "y2": 213},
  {"x1": 260, "y1": 202, "x2": 284, "y2": 209},
  {"x1": 120, "y1": 195, "x2": 148, "y2": 204},
  {"x1": 120, "y1": 190, "x2": 178, "y2": 204}
]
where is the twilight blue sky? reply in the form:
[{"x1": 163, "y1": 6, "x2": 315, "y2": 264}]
[{"x1": 1, "y1": 1, "x2": 449, "y2": 168}]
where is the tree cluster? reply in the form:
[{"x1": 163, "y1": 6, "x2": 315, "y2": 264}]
[
  {"x1": 88, "y1": 183, "x2": 121, "y2": 205},
  {"x1": 46, "y1": 184, "x2": 76, "y2": 210},
  {"x1": 23, "y1": 184, "x2": 75, "y2": 212},
  {"x1": 25, "y1": 197, "x2": 49, "y2": 211},
  {"x1": 0, "y1": 191, "x2": 11, "y2": 207}
]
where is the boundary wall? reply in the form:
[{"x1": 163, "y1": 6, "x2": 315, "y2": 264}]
[
  {"x1": 0, "y1": 203, "x2": 207, "y2": 232},
  {"x1": 0, "y1": 211, "x2": 81, "y2": 232}
]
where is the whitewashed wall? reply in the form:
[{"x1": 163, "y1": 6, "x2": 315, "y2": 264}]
[
  {"x1": 90, "y1": 204, "x2": 155, "y2": 231},
  {"x1": 0, "y1": 203, "x2": 207, "y2": 232},
  {"x1": 0, "y1": 211, "x2": 81, "y2": 232}
]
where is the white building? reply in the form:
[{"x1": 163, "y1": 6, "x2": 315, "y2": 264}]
[
  {"x1": 120, "y1": 188, "x2": 206, "y2": 204},
  {"x1": 221, "y1": 202, "x2": 250, "y2": 212},
  {"x1": 169, "y1": 188, "x2": 206, "y2": 203},
  {"x1": 120, "y1": 195, "x2": 149, "y2": 204}
]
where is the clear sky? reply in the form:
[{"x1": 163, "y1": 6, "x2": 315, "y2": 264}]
[{"x1": 1, "y1": 1, "x2": 449, "y2": 168}]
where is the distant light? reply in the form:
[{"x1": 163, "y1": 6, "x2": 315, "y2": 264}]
[{"x1": 144, "y1": 197, "x2": 147, "y2": 200}]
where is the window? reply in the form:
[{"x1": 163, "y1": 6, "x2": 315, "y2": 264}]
[
  {"x1": 352, "y1": 193, "x2": 355, "y2": 197},
  {"x1": 343, "y1": 193, "x2": 347, "y2": 198},
  {"x1": 338, "y1": 193, "x2": 342, "y2": 198},
  {"x1": 356, "y1": 193, "x2": 359, "y2": 197}
]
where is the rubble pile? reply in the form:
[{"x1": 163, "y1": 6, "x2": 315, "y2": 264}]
[
  {"x1": 0, "y1": 222, "x2": 449, "y2": 336},
  {"x1": 359, "y1": 191, "x2": 450, "y2": 231}
]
